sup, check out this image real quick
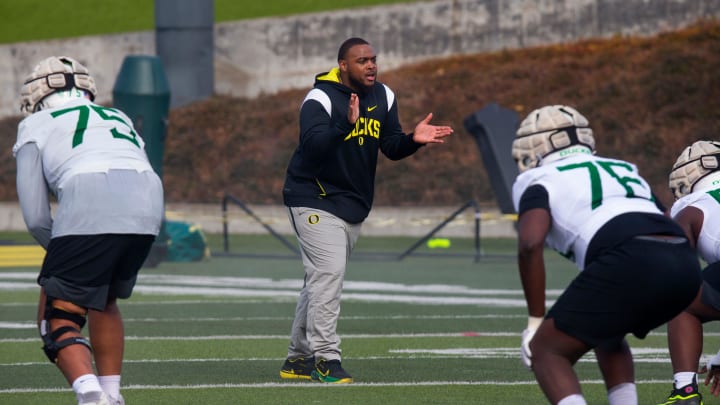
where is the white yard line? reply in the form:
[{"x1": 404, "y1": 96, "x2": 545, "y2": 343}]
[
  {"x1": 0, "y1": 273, "x2": 559, "y2": 308},
  {"x1": 0, "y1": 343, "x2": 690, "y2": 366},
  {"x1": 0, "y1": 314, "x2": 526, "y2": 330},
  {"x1": 0, "y1": 332, "x2": 522, "y2": 343},
  {"x1": 0, "y1": 272, "x2": 565, "y2": 296},
  {"x1": 0, "y1": 379, "x2": 677, "y2": 394}
]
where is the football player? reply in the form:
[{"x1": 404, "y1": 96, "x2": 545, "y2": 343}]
[
  {"x1": 14, "y1": 56, "x2": 164, "y2": 405},
  {"x1": 659, "y1": 140, "x2": 720, "y2": 405},
  {"x1": 511, "y1": 105, "x2": 702, "y2": 405}
]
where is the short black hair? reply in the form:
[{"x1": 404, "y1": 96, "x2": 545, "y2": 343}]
[{"x1": 338, "y1": 37, "x2": 369, "y2": 61}]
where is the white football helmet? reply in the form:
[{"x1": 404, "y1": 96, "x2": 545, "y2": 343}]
[
  {"x1": 20, "y1": 56, "x2": 96, "y2": 116},
  {"x1": 669, "y1": 140, "x2": 720, "y2": 199},
  {"x1": 512, "y1": 105, "x2": 595, "y2": 173}
]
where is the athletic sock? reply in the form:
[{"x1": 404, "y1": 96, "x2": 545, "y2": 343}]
[
  {"x1": 608, "y1": 382, "x2": 637, "y2": 405},
  {"x1": 98, "y1": 375, "x2": 121, "y2": 399},
  {"x1": 674, "y1": 371, "x2": 697, "y2": 389},
  {"x1": 72, "y1": 374, "x2": 103, "y2": 402},
  {"x1": 557, "y1": 394, "x2": 588, "y2": 405}
]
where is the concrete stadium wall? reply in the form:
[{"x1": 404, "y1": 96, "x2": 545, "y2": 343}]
[{"x1": 1, "y1": 0, "x2": 718, "y2": 118}]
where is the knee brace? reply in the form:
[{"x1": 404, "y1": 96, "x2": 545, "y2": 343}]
[{"x1": 40, "y1": 297, "x2": 92, "y2": 363}]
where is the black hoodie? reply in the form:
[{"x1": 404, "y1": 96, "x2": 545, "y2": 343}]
[{"x1": 282, "y1": 68, "x2": 423, "y2": 223}]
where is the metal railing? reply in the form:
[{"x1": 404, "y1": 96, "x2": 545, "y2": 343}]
[
  {"x1": 221, "y1": 194, "x2": 485, "y2": 262},
  {"x1": 221, "y1": 193, "x2": 299, "y2": 256},
  {"x1": 396, "y1": 199, "x2": 482, "y2": 262}
]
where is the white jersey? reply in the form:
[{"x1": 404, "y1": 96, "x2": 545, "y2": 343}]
[
  {"x1": 14, "y1": 98, "x2": 152, "y2": 190},
  {"x1": 512, "y1": 154, "x2": 662, "y2": 270},
  {"x1": 13, "y1": 98, "x2": 163, "y2": 244},
  {"x1": 671, "y1": 189, "x2": 720, "y2": 264}
]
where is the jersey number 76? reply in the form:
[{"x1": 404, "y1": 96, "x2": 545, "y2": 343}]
[{"x1": 556, "y1": 160, "x2": 649, "y2": 210}]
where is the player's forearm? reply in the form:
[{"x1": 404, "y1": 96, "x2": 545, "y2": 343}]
[{"x1": 518, "y1": 250, "x2": 546, "y2": 317}]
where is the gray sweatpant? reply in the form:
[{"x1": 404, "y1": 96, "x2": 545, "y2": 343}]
[{"x1": 286, "y1": 207, "x2": 362, "y2": 361}]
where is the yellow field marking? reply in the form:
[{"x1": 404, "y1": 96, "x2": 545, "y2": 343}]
[{"x1": 0, "y1": 245, "x2": 44, "y2": 267}]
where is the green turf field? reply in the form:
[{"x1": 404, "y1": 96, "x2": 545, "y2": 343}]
[{"x1": 1, "y1": 233, "x2": 718, "y2": 404}]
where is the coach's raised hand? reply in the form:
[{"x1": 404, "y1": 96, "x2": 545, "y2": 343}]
[{"x1": 411, "y1": 113, "x2": 453, "y2": 144}]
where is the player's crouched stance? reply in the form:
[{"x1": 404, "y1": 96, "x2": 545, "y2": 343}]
[
  {"x1": 14, "y1": 56, "x2": 164, "y2": 404},
  {"x1": 656, "y1": 141, "x2": 720, "y2": 405},
  {"x1": 511, "y1": 105, "x2": 702, "y2": 405}
]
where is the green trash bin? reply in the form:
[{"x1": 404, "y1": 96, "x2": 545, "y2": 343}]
[{"x1": 112, "y1": 55, "x2": 171, "y2": 267}]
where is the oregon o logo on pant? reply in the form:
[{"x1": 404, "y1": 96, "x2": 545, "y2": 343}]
[{"x1": 308, "y1": 214, "x2": 320, "y2": 224}]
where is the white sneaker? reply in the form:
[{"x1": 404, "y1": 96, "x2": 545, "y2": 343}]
[{"x1": 78, "y1": 390, "x2": 111, "y2": 405}]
